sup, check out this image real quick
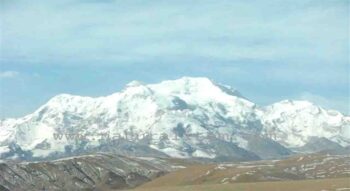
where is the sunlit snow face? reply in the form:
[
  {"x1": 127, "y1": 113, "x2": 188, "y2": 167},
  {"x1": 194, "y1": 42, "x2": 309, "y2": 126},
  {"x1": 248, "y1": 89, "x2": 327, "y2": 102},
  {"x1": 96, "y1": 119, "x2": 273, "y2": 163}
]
[{"x1": 0, "y1": 77, "x2": 348, "y2": 161}]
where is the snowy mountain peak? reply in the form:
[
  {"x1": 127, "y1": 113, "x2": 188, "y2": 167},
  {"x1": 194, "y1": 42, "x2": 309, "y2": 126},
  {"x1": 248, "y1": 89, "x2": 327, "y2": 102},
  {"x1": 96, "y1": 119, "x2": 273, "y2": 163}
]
[
  {"x1": 45, "y1": 94, "x2": 93, "y2": 105},
  {"x1": 174, "y1": 76, "x2": 214, "y2": 85},
  {"x1": 126, "y1": 80, "x2": 145, "y2": 87},
  {"x1": 262, "y1": 99, "x2": 349, "y2": 148},
  {"x1": 274, "y1": 99, "x2": 315, "y2": 108},
  {"x1": 38, "y1": 94, "x2": 94, "y2": 114},
  {"x1": 265, "y1": 100, "x2": 319, "y2": 115},
  {"x1": 148, "y1": 77, "x2": 247, "y2": 104},
  {"x1": 0, "y1": 77, "x2": 349, "y2": 161},
  {"x1": 151, "y1": 77, "x2": 217, "y2": 93}
]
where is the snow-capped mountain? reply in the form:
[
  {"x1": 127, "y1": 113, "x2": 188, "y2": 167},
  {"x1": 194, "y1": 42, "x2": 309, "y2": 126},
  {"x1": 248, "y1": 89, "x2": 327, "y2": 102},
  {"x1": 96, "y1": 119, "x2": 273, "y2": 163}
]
[
  {"x1": 261, "y1": 100, "x2": 350, "y2": 148},
  {"x1": 0, "y1": 77, "x2": 349, "y2": 161}
]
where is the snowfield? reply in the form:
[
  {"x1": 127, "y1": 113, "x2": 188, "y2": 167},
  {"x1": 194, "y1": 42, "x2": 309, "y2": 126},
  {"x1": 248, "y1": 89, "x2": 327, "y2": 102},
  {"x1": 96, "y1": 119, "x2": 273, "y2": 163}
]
[{"x1": 0, "y1": 77, "x2": 349, "y2": 160}]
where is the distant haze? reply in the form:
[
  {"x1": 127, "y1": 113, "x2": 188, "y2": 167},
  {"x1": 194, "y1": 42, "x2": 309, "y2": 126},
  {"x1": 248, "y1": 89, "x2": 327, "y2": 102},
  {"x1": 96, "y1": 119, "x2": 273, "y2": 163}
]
[{"x1": 0, "y1": 0, "x2": 349, "y2": 118}]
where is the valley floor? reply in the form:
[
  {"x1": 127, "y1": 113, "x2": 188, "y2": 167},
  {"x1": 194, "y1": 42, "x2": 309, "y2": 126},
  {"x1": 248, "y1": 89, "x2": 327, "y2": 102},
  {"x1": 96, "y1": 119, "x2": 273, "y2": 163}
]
[{"x1": 128, "y1": 178, "x2": 350, "y2": 191}]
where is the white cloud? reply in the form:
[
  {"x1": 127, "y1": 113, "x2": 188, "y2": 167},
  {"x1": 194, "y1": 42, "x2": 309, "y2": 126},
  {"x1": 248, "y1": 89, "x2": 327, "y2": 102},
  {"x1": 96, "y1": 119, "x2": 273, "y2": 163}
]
[{"x1": 0, "y1": 71, "x2": 19, "y2": 78}]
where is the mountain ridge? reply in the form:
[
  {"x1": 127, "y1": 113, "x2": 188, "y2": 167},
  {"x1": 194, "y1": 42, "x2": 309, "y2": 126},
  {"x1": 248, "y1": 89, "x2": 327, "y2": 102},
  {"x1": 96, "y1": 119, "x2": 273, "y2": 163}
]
[{"x1": 0, "y1": 77, "x2": 349, "y2": 161}]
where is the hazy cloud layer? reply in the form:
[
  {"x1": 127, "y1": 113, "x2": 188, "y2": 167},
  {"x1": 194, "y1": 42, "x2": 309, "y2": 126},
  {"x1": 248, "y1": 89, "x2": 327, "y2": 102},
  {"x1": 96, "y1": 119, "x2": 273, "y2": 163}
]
[
  {"x1": 0, "y1": 0, "x2": 349, "y2": 117},
  {"x1": 0, "y1": 71, "x2": 19, "y2": 78}
]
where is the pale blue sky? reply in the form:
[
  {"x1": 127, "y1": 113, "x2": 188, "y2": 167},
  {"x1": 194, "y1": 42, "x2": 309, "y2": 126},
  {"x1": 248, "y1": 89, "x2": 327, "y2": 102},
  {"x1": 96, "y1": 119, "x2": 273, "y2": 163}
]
[{"x1": 0, "y1": 0, "x2": 349, "y2": 118}]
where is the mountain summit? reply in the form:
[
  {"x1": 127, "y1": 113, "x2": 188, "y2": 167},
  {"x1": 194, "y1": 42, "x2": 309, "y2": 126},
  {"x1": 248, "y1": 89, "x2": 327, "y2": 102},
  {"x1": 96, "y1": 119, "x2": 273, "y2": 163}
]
[{"x1": 1, "y1": 77, "x2": 349, "y2": 161}]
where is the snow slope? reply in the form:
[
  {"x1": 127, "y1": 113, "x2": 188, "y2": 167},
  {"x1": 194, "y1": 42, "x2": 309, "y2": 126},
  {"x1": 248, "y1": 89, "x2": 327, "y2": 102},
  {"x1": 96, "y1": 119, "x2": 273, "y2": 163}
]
[
  {"x1": 261, "y1": 100, "x2": 350, "y2": 148},
  {"x1": 0, "y1": 77, "x2": 349, "y2": 160}
]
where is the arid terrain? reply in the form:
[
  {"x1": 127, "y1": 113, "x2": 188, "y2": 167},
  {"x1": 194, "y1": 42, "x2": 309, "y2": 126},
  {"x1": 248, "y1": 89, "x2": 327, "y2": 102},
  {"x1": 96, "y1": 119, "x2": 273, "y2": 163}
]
[
  {"x1": 1, "y1": 153, "x2": 349, "y2": 190},
  {"x1": 130, "y1": 154, "x2": 350, "y2": 191},
  {"x1": 128, "y1": 178, "x2": 350, "y2": 191}
]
